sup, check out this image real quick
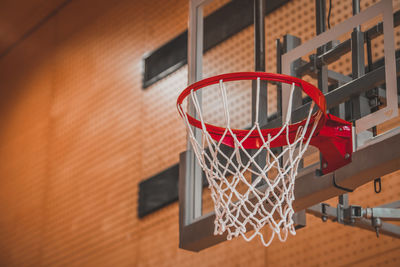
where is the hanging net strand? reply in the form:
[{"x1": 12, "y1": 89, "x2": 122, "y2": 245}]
[{"x1": 177, "y1": 73, "x2": 322, "y2": 247}]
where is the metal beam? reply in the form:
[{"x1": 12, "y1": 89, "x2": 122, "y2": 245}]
[
  {"x1": 187, "y1": 0, "x2": 205, "y2": 222},
  {"x1": 315, "y1": 0, "x2": 329, "y2": 94},
  {"x1": 350, "y1": 20, "x2": 370, "y2": 120},
  {"x1": 365, "y1": 208, "x2": 400, "y2": 221}
]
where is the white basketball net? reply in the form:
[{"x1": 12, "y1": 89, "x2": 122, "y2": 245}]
[{"x1": 178, "y1": 77, "x2": 321, "y2": 246}]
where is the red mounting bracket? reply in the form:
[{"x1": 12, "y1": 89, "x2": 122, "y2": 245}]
[{"x1": 310, "y1": 114, "x2": 353, "y2": 174}]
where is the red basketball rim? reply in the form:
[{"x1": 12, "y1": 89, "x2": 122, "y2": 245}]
[{"x1": 177, "y1": 72, "x2": 327, "y2": 149}]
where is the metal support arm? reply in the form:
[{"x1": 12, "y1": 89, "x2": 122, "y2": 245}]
[
  {"x1": 307, "y1": 201, "x2": 400, "y2": 238},
  {"x1": 364, "y1": 207, "x2": 400, "y2": 221}
]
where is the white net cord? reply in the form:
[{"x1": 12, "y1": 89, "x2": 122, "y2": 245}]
[{"x1": 178, "y1": 77, "x2": 321, "y2": 246}]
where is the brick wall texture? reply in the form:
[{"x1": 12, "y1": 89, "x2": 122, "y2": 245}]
[{"x1": 0, "y1": 0, "x2": 399, "y2": 266}]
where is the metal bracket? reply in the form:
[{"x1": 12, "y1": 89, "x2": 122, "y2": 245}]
[
  {"x1": 321, "y1": 203, "x2": 330, "y2": 222},
  {"x1": 337, "y1": 204, "x2": 362, "y2": 224},
  {"x1": 307, "y1": 200, "x2": 400, "y2": 239},
  {"x1": 310, "y1": 114, "x2": 353, "y2": 174}
]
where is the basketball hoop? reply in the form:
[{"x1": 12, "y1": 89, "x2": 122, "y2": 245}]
[{"x1": 177, "y1": 72, "x2": 352, "y2": 246}]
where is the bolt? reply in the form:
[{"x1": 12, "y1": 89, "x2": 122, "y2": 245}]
[
  {"x1": 322, "y1": 162, "x2": 328, "y2": 169},
  {"x1": 339, "y1": 127, "x2": 343, "y2": 131},
  {"x1": 321, "y1": 215, "x2": 328, "y2": 222},
  {"x1": 344, "y1": 153, "x2": 350, "y2": 159},
  {"x1": 375, "y1": 227, "x2": 380, "y2": 238},
  {"x1": 372, "y1": 217, "x2": 382, "y2": 238},
  {"x1": 315, "y1": 169, "x2": 323, "y2": 176}
]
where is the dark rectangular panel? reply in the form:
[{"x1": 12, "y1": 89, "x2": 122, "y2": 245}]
[
  {"x1": 143, "y1": 32, "x2": 188, "y2": 89},
  {"x1": 138, "y1": 164, "x2": 179, "y2": 218},
  {"x1": 142, "y1": 0, "x2": 289, "y2": 88},
  {"x1": 203, "y1": 0, "x2": 253, "y2": 51}
]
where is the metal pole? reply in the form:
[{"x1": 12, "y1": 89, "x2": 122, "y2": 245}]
[
  {"x1": 254, "y1": 0, "x2": 266, "y2": 73},
  {"x1": 282, "y1": 34, "x2": 305, "y2": 227},
  {"x1": 315, "y1": 0, "x2": 329, "y2": 93},
  {"x1": 186, "y1": 0, "x2": 204, "y2": 222},
  {"x1": 315, "y1": 0, "x2": 329, "y2": 173},
  {"x1": 252, "y1": 0, "x2": 267, "y2": 184},
  {"x1": 353, "y1": 0, "x2": 361, "y2": 30},
  {"x1": 252, "y1": 0, "x2": 267, "y2": 125},
  {"x1": 351, "y1": 0, "x2": 370, "y2": 120},
  {"x1": 276, "y1": 38, "x2": 283, "y2": 115}
]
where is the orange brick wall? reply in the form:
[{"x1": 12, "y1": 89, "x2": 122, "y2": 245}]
[{"x1": 0, "y1": 0, "x2": 398, "y2": 266}]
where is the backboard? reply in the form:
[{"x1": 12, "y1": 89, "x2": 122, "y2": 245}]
[{"x1": 178, "y1": 0, "x2": 400, "y2": 251}]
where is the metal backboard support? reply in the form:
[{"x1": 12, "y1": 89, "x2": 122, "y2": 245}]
[
  {"x1": 282, "y1": 0, "x2": 397, "y2": 134},
  {"x1": 179, "y1": 0, "x2": 400, "y2": 252}
]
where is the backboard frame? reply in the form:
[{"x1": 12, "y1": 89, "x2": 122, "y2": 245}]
[{"x1": 281, "y1": 0, "x2": 397, "y2": 135}]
